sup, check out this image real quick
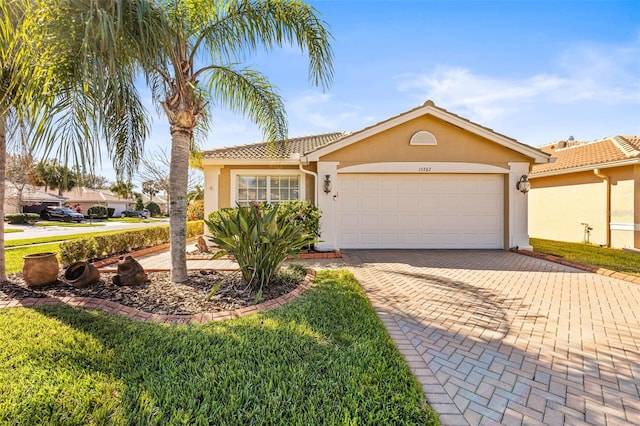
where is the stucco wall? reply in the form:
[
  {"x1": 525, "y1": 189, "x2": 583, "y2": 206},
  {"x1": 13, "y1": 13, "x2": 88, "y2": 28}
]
[
  {"x1": 320, "y1": 115, "x2": 531, "y2": 168},
  {"x1": 529, "y1": 165, "x2": 637, "y2": 248},
  {"x1": 214, "y1": 164, "x2": 315, "y2": 209}
]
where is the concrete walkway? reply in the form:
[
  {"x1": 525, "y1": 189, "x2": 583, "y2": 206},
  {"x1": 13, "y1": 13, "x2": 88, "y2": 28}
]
[{"x1": 332, "y1": 250, "x2": 640, "y2": 425}]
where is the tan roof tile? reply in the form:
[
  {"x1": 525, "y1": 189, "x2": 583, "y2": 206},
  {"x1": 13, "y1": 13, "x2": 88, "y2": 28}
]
[
  {"x1": 202, "y1": 132, "x2": 349, "y2": 159},
  {"x1": 532, "y1": 135, "x2": 640, "y2": 175}
]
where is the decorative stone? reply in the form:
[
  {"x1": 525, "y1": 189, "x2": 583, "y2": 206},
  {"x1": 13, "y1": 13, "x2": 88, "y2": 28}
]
[
  {"x1": 22, "y1": 252, "x2": 59, "y2": 287},
  {"x1": 112, "y1": 256, "x2": 149, "y2": 286}
]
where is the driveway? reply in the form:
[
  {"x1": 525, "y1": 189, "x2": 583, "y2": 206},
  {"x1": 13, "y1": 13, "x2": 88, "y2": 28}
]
[{"x1": 332, "y1": 250, "x2": 640, "y2": 425}]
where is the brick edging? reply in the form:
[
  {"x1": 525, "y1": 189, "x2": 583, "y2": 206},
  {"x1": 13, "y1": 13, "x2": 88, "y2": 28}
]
[
  {"x1": 511, "y1": 248, "x2": 640, "y2": 284},
  {"x1": 0, "y1": 270, "x2": 317, "y2": 324}
]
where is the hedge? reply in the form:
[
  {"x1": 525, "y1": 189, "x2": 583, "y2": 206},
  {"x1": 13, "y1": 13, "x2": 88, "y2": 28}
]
[
  {"x1": 5, "y1": 213, "x2": 40, "y2": 225},
  {"x1": 59, "y1": 221, "x2": 204, "y2": 266}
]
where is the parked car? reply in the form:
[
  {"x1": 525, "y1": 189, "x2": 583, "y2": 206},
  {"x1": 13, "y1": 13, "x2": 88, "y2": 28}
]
[
  {"x1": 120, "y1": 208, "x2": 150, "y2": 219},
  {"x1": 40, "y1": 207, "x2": 85, "y2": 222}
]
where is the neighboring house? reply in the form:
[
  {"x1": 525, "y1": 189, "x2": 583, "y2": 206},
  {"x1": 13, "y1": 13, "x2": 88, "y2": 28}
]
[
  {"x1": 3, "y1": 182, "x2": 66, "y2": 214},
  {"x1": 139, "y1": 193, "x2": 168, "y2": 215},
  {"x1": 61, "y1": 187, "x2": 134, "y2": 217},
  {"x1": 529, "y1": 136, "x2": 640, "y2": 249},
  {"x1": 201, "y1": 101, "x2": 549, "y2": 251}
]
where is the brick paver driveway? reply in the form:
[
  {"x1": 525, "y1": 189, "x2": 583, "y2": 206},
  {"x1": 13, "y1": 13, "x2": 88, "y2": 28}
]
[{"x1": 340, "y1": 250, "x2": 640, "y2": 425}]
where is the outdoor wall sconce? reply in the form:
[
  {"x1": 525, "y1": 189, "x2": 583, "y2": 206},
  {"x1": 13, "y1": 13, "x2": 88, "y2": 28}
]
[
  {"x1": 323, "y1": 175, "x2": 332, "y2": 194},
  {"x1": 516, "y1": 175, "x2": 531, "y2": 194}
]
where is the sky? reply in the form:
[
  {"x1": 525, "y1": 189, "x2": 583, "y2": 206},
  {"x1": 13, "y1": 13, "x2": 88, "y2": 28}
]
[{"x1": 107, "y1": 0, "x2": 640, "y2": 185}]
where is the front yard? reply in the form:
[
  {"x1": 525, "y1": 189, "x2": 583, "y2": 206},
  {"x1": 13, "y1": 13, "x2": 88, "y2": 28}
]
[{"x1": 0, "y1": 270, "x2": 438, "y2": 425}]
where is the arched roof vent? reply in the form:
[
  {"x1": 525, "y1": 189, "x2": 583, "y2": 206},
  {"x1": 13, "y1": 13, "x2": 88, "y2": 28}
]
[{"x1": 410, "y1": 130, "x2": 437, "y2": 146}]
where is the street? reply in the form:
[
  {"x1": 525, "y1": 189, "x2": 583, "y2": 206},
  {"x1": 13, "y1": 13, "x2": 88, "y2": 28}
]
[{"x1": 4, "y1": 219, "x2": 170, "y2": 241}]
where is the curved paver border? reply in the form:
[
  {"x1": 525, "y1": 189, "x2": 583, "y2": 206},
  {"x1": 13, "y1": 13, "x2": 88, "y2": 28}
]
[{"x1": 0, "y1": 270, "x2": 316, "y2": 324}]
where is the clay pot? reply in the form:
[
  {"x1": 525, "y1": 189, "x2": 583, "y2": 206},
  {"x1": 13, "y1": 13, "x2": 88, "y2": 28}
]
[
  {"x1": 22, "y1": 252, "x2": 59, "y2": 287},
  {"x1": 64, "y1": 262, "x2": 101, "y2": 288}
]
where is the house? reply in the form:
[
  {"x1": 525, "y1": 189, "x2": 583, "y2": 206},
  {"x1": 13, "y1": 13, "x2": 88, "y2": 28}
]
[
  {"x1": 3, "y1": 182, "x2": 67, "y2": 214},
  {"x1": 139, "y1": 193, "x2": 169, "y2": 215},
  {"x1": 61, "y1": 187, "x2": 134, "y2": 217},
  {"x1": 529, "y1": 136, "x2": 640, "y2": 249},
  {"x1": 201, "y1": 101, "x2": 550, "y2": 251}
]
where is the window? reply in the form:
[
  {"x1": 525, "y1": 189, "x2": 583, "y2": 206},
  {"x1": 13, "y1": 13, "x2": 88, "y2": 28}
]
[{"x1": 236, "y1": 174, "x2": 300, "y2": 206}]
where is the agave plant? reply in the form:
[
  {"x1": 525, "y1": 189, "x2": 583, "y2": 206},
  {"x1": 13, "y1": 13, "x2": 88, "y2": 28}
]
[{"x1": 205, "y1": 202, "x2": 315, "y2": 295}]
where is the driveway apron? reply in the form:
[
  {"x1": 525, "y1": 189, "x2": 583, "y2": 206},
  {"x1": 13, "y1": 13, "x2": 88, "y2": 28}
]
[{"x1": 340, "y1": 250, "x2": 640, "y2": 425}]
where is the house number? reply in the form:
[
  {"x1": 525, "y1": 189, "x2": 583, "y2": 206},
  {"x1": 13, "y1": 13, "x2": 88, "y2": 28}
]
[{"x1": 418, "y1": 167, "x2": 432, "y2": 172}]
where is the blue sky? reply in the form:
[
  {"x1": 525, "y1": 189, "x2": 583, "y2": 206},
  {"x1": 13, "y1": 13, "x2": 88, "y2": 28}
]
[{"x1": 129, "y1": 0, "x2": 639, "y2": 184}]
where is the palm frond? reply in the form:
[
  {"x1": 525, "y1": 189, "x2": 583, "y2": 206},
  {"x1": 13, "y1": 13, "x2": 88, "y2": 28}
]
[{"x1": 205, "y1": 65, "x2": 287, "y2": 142}]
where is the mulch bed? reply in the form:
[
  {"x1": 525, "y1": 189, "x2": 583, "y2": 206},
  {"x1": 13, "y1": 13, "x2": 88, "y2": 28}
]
[{"x1": 0, "y1": 270, "x2": 301, "y2": 316}]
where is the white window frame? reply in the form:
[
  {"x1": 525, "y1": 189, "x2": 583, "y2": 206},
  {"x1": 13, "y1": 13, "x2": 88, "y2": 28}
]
[{"x1": 231, "y1": 169, "x2": 305, "y2": 206}]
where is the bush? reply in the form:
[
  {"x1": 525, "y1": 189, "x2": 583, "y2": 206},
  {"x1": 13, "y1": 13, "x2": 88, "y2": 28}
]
[
  {"x1": 5, "y1": 213, "x2": 39, "y2": 225},
  {"x1": 187, "y1": 199, "x2": 204, "y2": 221},
  {"x1": 87, "y1": 205, "x2": 108, "y2": 219},
  {"x1": 107, "y1": 207, "x2": 115, "y2": 218},
  {"x1": 59, "y1": 221, "x2": 204, "y2": 266},
  {"x1": 205, "y1": 203, "x2": 314, "y2": 294},
  {"x1": 146, "y1": 202, "x2": 160, "y2": 217},
  {"x1": 274, "y1": 201, "x2": 322, "y2": 249}
]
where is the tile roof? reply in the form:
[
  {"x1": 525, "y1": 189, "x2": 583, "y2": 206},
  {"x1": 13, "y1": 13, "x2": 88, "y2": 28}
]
[
  {"x1": 202, "y1": 132, "x2": 350, "y2": 160},
  {"x1": 532, "y1": 136, "x2": 640, "y2": 175}
]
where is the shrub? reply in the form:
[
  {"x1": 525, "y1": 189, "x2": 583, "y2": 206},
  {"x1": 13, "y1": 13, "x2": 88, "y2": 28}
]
[
  {"x1": 107, "y1": 207, "x2": 115, "y2": 218},
  {"x1": 5, "y1": 213, "x2": 39, "y2": 225},
  {"x1": 146, "y1": 202, "x2": 160, "y2": 217},
  {"x1": 273, "y1": 201, "x2": 322, "y2": 249},
  {"x1": 205, "y1": 203, "x2": 314, "y2": 294},
  {"x1": 59, "y1": 221, "x2": 204, "y2": 266},
  {"x1": 187, "y1": 199, "x2": 204, "y2": 221},
  {"x1": 87, "y1": 205, "x2": 108, "y2": 218},
  {"x1": 134, "y1": 197, "x2": 144, "y2": 211}
]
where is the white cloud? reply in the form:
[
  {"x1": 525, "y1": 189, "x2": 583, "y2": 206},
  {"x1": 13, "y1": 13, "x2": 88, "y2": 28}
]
[
  {"x1": 396, "y1": 42, "x2": 640, "y2": 123},
  {"x1": 287, "y1": 91, "x2": 370, "y2": 133}
]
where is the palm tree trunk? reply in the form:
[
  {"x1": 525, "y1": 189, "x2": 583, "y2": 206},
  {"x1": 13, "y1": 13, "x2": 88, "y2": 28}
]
[
  {"x1": 0, "y1": 113, "x2": 8, "y2": 281},
  {"x1": 169, "y1": 126, "x2": 191, "y2": 283}
]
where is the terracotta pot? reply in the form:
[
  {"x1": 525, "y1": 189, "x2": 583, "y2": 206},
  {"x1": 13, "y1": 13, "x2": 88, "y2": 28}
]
[
  {"x1": 22, "y1": 252, "x2": 59, "y2": 287},
  {"x1": 64, "y1": 262, "x2": 101, "y2": 288}
]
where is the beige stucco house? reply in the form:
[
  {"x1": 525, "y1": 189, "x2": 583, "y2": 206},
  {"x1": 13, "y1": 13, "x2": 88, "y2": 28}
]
[
  {"x1": 61, "y1": 187, "x2": 133, "y2": 217},
  {"x1": 201, "y1": 101, "x2": 550, "y2": 251},
  {"x1": 529, "y1": 136, "x2": 640, "y2": 249}
]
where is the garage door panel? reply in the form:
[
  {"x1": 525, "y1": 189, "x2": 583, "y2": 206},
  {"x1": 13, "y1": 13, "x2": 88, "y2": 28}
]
[{"x1": 338, "y1": 174, "x2": 503, "y2": 249}]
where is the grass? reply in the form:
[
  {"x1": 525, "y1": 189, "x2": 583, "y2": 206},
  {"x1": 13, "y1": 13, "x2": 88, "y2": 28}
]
[
  {"x1": 34, "y1": 221, "x2": 101, "y2": 227},
  {"x1": 3, "y1": 228, "x2": 22, "y2": 233},
  {"x1": 531, "y1": 238, "x2": 640, "y2": 276},
  {"x1": 0, "y1": 270, "x2": 439, "y2": 425}
]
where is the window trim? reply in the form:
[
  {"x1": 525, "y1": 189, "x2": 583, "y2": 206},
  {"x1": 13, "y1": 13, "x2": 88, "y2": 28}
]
[{"x1": 231, "y1": 169, "x2": 305, "y2": 205}]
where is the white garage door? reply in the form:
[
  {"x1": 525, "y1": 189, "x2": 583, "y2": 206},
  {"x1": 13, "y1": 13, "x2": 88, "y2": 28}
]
[{"x1": 338, "y1": 174, "x2": 503, "y2": 249}]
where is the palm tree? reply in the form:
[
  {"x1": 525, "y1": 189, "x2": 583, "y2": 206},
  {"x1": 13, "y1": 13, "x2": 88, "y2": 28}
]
[
  {"x1": 147, "y1": 0, "x2": 333, "y2": 283},
  {"x1": 0, "y1": 0, "x2": 161, "y2": 281}
]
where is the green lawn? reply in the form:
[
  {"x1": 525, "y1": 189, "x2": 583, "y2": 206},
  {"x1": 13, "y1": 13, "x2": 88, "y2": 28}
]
[
  {"x1": 3, "y1": 228, "x2": 22, "y2": 233},
  {"x1": 35, "y1": 221, "x2": 102, "y2": 227},
  {"x1": 0, "y1": 270, "x2": 439, "y2": 425},
  {"x1": 530, "y1": 238, "x2": 640, "y2": 276}
]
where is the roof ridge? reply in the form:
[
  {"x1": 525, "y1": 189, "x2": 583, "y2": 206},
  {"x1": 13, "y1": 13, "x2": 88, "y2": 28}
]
[{"x1": 611, "y1": 136, "x2": 640, "y2": 158}]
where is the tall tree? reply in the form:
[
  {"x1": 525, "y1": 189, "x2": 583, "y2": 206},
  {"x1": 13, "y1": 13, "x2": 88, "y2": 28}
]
[
  {"x1": 109, "y1": 180, "x2": 135, "y2": 200},
  {"x1": 0, "y1": 0, "x2": 161, "y2": 281},
  {"x1": 147, "y1": 0, "x2": 333, "y2": 282}
]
